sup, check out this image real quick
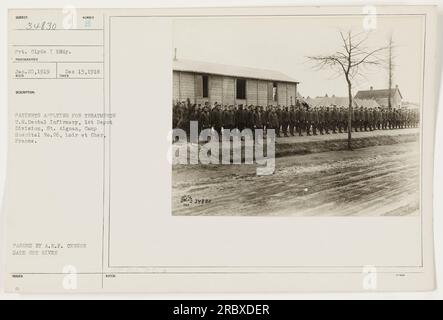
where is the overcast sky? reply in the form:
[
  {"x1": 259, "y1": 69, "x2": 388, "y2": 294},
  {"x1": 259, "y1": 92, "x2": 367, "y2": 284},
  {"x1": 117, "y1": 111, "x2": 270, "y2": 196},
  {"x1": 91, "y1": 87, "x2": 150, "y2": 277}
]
[{"x1": 173, "y1": 15, "x2": 424, "y2": 103}]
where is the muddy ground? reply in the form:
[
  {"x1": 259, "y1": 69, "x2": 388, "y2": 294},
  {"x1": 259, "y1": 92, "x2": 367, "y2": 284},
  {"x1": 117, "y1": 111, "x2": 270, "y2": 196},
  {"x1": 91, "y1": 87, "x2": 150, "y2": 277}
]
[{"x1": 172, "y1": 134, "x2": 420, "y2": 217}]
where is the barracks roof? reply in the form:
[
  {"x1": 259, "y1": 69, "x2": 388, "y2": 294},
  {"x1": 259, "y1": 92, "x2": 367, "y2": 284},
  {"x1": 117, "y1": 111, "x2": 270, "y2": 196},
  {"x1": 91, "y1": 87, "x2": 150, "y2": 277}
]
[
  {"x1": 305, "y1": 95, "x2": 381, "y2": 109},
  {"x1": 173, "y1": 59, "x2": 299, "y2": 84},
  {"x1": 355, "y1": 87, "x2": 403, "y2": 100}
]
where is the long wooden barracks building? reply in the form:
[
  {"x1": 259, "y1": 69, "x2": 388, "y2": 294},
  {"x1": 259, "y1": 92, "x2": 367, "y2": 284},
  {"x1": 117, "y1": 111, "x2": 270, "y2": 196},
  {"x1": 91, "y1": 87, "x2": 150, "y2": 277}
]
[{"x1": 173, "y1": 58, "x2": 299, "y2": 107}]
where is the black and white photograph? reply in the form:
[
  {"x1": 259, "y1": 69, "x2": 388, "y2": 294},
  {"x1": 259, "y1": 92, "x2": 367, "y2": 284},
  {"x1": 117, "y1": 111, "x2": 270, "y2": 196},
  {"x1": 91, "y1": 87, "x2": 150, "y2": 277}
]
[{"x1": 171, "y1": 15, "x2": 423, "y2": 217}]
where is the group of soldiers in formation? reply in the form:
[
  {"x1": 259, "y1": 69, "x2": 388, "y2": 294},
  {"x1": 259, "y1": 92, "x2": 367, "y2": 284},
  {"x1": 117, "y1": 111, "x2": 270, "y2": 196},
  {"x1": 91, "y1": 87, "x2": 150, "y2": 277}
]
[{"x1": 173, "y1": 99, "x2": 420, "y2": 138}]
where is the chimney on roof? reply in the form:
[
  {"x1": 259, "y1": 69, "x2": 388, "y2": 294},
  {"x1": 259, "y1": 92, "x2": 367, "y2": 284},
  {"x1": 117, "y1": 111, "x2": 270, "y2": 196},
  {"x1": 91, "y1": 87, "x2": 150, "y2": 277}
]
[
  {"x1": 370, "y1": 86, "x2": 373, "y2": 90},
  {"x1": 174, "y1": 48, "x2": 177, "y2": 61},
  {"x1": 395, "y1": 84, "x2": 398, "y2": 89}
]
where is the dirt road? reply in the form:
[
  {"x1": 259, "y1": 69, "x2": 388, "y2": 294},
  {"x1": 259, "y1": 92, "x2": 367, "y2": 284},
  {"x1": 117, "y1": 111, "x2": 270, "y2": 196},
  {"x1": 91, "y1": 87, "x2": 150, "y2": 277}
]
[{"x1": 172, "y1": 140, "x2": 420, "y2": 216}]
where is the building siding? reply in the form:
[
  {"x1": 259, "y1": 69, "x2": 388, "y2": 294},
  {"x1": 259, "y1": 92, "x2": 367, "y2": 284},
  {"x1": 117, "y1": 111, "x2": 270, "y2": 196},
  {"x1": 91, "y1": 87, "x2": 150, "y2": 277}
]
[
  {"x1": 246, "y1": 79, "x2": 258, "y2": 105},
  {"x1": 222, "y1": 77, "x2": 235, "y2": 105},
  {"x1": 178, "y1": 72, "x2": 195, "y2": 102},
  {"x1": 173, "y1": 71, "x2": 297, "y2": 106},
  {"x1": 268, "y1": 82, "x2": 276, "y2": 106},
  {"x1": 173, "y1": 71, "x2": 180, "y2": 102},
  {"x1": 257, "y1": 80, "x2": 268, "y2": 106},
  {"x1": 277, "y1": 83, "x2": 287, "y2": 106},
  {"x1": 209, "y1": 75, "x2": 223, "y2": 105},
  {"x1": 194, "y1": 75, "x2": 207, "y2": 105},
  {"x1": 287, "y1": 83, "x2": 296, "y2": 106}
]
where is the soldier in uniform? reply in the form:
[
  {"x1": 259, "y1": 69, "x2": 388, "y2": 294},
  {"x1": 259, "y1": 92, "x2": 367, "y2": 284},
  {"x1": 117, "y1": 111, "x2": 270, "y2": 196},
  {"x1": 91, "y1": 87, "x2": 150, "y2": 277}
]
[
  {"x1": 254, "y1": 106, "x2": 263, "y2": 131},
  {"x1": 230, "y1": 105, "x2": 237, "y2": 130},
  {"x1": 386, "y1": 108, "x2": 392, "y2": 129},
  {"x1": 394, "y1": 108, "x2": 399, "y2": 129},
  {"x1": 295, "y1": 102, "x2": 301, "y2": 136},
  {"x1": 329, "y1": 105, "x2": 337, "y2": 133},
  {"x1": 363, "y1": 107, "x2": 371, "y2": 131},
  {"x1": 187, "y1": 103, "x2": 198, "y2": 135},
  {"x1": 276, "y1": 105, "x2": 282, "y2": 137},
  {"x1": 281, "y1": 106, "x2": 290, "y2": 137},
  {"x1": 358, "y1": 106, "x2": 364, "y2": 131},
  {"x1": 211, "y1": 104, "x2": 222, "y2": 136},
  {"x1": 378, "y1": 108, "x2": 383, "y2": 130},
  {"x1": 387, "y1": 108, "x2": 393, "y2": 129},
  {"x1": 196, "y1": 104, "x2": 203, "y2": 135},
  {"x1": 222, "y1": 105, "x2": 232, "y2": 131},
  {"x1": 262, "y1": 106, "x2": 269, "y2": 133},
  {"x1": 242, "y1": 104, "x2": 249, "y2": 131},
  {"x1": 306, "y1": 107, "x2": 313, "y2": 136},
  {"x1": 221, "y1": 105, "x2": 229, "y2": 131},
  {"x1": 397, "y1": 108, "x2": 402, "y2": 129},
  {"x1": 402, "y1": 109, "x2": 407, "y2": 129},
  {"x1": 231, "y1": 105, "x2": 237, "y2": 129},
  {"x1": 318, "y1": 106, "x2": 325, "y2": 135},
  {"x1": 289, "y1": 105, "x2": 296, "y2": 136},
  {"x1": 372, "y1": 108, "x2": 377, "y2": 130},
  {"x1": 247, "y1": 105, "x2": 255, "y2": 129},
  {"x1": 351, "y1": 106, "x2": 357, "y2": 132},
  {"x1": 268, "y1": 107, "x2": 279, "y2": 135},
  {"x1": 352, "y1": 106, "x2": 360, "y2": 132},
  {"x1": 368, "y1": 108, "x2": 374, "y2": 131},
  {"x1": 376, "y1": 108, "x2": 380, "y2": 130},
  {"x1": 338, "y1": 107, "x2": 345, "y2": 133},
  {"x1": 236, "y1": 105, "x2": 244, "y2": 131},
  {"x1": 261, "y1": 106, "x2": 267, "y2": 130},
  {"x1": 245, "y1": 105, "x2": 251, "y2": 130},
  {"x1": 323, "y1": 106, "x2": 330, "y2": 134},
  {"x1": 398, "y1": 109, "x2": 402, "y2": 128},
  {"x1": 199, "y1": 106, "x2": 211, "y2": 135},
  {"x1": 399, "y1": 109, "x2": 403, "y2": 128},
  {"x1": 313, "y1": 107, "x2": 320, "y2": 135},
  {"x1": 381, "y1": 108, "x2": 387, "y2": 130},
  {"x1": 299, "y1": 104, "x2": 307, "y2": 136}
]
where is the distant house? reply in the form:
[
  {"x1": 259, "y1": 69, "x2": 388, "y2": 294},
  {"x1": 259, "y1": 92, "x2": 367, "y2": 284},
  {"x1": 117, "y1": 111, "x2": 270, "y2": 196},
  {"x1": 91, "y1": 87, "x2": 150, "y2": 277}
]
[
  {"x1": 173, "y1": 59, "x2": 299, "y2": 106},
  {"x1": 354, "y1": 85, "x2": 403, "y2": 109}
]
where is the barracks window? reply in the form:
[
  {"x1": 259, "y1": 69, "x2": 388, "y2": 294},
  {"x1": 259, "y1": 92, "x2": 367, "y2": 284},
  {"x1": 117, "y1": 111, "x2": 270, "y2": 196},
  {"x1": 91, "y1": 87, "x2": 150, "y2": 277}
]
[
  {"x1": 202, "y1": 75, "x2": 209, "y2": 98},
  {"x1": 272, "y1": 82, "x2": 278, "y2": 101},
  {"x1": 236, "y1": 79, "x2": 246, "y2": 100},
  {"x1": 195, "y1": 75, "x2": 209, "y2": 98}
]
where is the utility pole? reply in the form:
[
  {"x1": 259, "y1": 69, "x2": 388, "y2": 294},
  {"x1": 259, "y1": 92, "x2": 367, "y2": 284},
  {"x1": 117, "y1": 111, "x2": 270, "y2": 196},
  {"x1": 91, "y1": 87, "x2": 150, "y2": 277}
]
[{"x1": 388, "y1": 37, "x2": 394, "y2": 110}]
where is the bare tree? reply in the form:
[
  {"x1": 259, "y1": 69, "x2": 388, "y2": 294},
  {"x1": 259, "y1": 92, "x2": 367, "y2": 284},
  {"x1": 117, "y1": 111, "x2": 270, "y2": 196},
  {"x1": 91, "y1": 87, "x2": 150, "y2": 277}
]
[{"x1": 308, "y1": 31, "x2": 387, "y2": 150}]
